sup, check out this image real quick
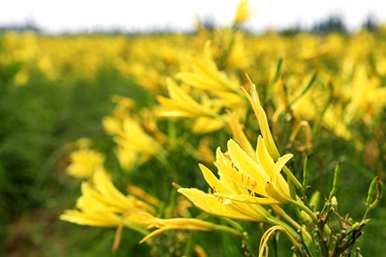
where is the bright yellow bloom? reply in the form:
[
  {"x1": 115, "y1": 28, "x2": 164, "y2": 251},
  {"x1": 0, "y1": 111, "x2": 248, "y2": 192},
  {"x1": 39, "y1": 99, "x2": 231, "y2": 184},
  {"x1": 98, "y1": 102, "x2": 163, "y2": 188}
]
[
  {"x1": 191, "y1": 116, "x2": 225, "y2": 134},
  {"x1": 157, "y1": 78, "x2": 227, "y2": 134},
  {"x1": 103, "y1": 115, "x2": 161, "y2": 170},
  {"x1": 157, "y1": 78, "x2": 216, "y2": 118},
  {"x1": 115, "y1": 117, "x2": 161, "y2": 169},
  {"x1": 60, "y1": 169, "x2": 155, "y2": 227},
  {"x1": 226, "y1": 32, "x2": 251, "y2": 70},
  {"x1": 178, "y1": 136, "x2": 293, "y2": 221},
  {"x1": 234, "y1": 0, "x2": 250, "y2": 25},
  {"x1": 243, "y1": 77, "x2": 280, "y2": 160},
  {"x1": 102, "y1": 116, "x2": 123, "y2": 135},
  {"x1": 176, "y1": 42, "x2": 240, "y2": 94},
  {"x1": 178, "y1": 79, "x2": 296, "y2": 220},
  {"x1": 345, "y1": 65, "x2": 386, "y2": 123},
  {"x1": 117, "y1": 118, "x2": 161, "y2": 155},
  {"x1": 67, "y1": 149, "x2": 105, "y2": 178}
]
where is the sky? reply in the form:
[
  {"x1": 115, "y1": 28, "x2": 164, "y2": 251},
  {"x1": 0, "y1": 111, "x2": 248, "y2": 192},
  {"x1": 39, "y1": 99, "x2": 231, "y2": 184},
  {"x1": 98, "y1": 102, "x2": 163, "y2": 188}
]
[{"x1": 1, "y1": 0, "x2": 385, "y2": 33}]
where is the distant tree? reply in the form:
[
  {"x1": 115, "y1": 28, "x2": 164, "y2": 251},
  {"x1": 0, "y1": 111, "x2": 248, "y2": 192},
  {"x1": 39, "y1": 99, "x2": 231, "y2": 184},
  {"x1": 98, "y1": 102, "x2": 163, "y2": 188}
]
[
  {"x1": 280, "y1": 24, "x2": 303, "y2": 36},
  {"x1": 362, "y1": 15, "x2": 378, "y2": 31},
  {"x1": 0, "y1": 20, "x2": 41, "y2": 33},
  {"x1": 311, "y1": 15, "x2": 347, "y2": 34}
]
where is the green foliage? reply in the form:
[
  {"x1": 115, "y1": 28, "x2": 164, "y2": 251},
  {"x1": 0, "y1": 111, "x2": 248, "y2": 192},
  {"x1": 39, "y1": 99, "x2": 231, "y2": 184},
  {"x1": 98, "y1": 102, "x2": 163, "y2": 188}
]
[{"x1": 0, "y1": 66, "x2": 150, "y2": 255}]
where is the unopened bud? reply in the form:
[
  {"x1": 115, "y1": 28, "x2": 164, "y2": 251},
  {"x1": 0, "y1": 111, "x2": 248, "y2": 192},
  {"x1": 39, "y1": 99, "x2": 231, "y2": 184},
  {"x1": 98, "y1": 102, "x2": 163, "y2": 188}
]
[
  {"x1": 366, "y1": 176, "x2": 383, "y2": 210},
  {"x1": 309, "y1": 191, "x2": 320, "y2": 210},
  {"x1": 331, "y1": 196, "x2": 338, "y2": 208}
]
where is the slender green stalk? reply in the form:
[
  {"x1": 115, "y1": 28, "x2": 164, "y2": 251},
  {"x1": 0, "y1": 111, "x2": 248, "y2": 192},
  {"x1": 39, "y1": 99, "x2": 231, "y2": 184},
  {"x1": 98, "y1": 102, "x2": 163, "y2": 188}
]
[
  {"x1": 291, "y1": 199, "x2": 318, "y2": 222},
  {"x1": 283, "y1": 166, "x2": 304, "y2": 191},
  {"x1": 272, "y1": 205, "x2": 302, "y2": 231},
  {"x1": 123, "y1": 222, "x2": 149, "y2": 235},
  {"x1": 214, "y1": 224, "x2": 243, "y2": 236}
]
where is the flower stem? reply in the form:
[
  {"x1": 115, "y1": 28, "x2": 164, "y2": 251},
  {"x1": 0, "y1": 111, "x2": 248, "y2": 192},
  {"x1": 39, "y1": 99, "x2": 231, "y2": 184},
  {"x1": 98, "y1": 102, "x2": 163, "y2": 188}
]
[{"x1": 283, "y1": 166, "x2": 304, "y2": 191}]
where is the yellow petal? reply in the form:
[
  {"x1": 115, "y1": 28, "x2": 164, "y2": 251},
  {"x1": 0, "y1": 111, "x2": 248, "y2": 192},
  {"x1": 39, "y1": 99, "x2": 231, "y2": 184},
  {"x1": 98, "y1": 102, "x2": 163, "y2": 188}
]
[
  {"x1": 199, "y1": 163, "x2": 229, "y2": 193},
  {"x1": 228, "y1": 113, "x2": 255, "y2": 158},
  {"x1": 60, "y1": 210, "x2": 120, "y2": 227},
  {"x1": 265, "y1": 182, "x2": 291, "y2": 203},
  {"x1": 243, "y1": 79, "x2": 280, "y2": 160},
  {"x1": 93, "y1": 169, "x2": 148, "y2": 212},
  {"x1": 192, "y1": 117, "x2": 225, "y2": 134},
  {"x1": 256, "y1": 136, "x2": 275, "y2": 177},
  {"x1": 178, "y1": 188, "x2": 258, "y2": 221},
  {"x1": 214, "y1": 193, "x2": 279, "y2": 205},
  {"x1": 227, "y1": 139, "x2": 268, "y2": 184}
]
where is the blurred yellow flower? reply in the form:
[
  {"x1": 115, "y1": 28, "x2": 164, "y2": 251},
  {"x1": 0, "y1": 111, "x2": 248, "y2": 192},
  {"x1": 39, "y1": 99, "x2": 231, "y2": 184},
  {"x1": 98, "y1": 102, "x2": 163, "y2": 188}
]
[
  {"x1": 61, "y1": 169, "x2": 155, "y2": 227},
  {"x1": 103, "y1": 115, "x2": 162, "y2": 170},
  {"x1": 157, "y1": 78, "x2": 216, "y2": 118},
  {"x1": 234, "y1": 0, "x2": 250, "y2": 25},
  {"x1": 176, "y1": 42, "x2": 240, "y2": 94},
  {"x1": 67, "y1": 149, "x2": 105, "y2": 178}
]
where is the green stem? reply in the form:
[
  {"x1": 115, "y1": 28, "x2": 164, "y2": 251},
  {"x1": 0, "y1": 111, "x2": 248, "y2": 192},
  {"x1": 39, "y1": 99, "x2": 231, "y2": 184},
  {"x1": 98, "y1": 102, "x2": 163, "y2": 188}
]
[
  {"x1": 272, "y1": 205, "x2": 302, "y2": 231},
  {"x1": 283, "y1": 166, "x2": 304, "y2": 191},
  {"x1": 155, "y1": 149, "x2": 177, "y2": 179},
  {"x1": 291, "y1": 199, "x2": 318, "y2": 223},
  {"x1": 214, "y1": 224, "x2": 243, "y2": 236},
  {"x1": 123, "y1": 222, "x2": 149, "y2": 235},
  {"x1": 223, "y1": 217, "x2": 245, "y2": 232}
]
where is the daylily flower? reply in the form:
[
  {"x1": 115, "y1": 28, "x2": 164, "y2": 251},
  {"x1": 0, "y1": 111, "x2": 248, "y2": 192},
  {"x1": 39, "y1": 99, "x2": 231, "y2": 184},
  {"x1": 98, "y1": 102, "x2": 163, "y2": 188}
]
[
  {"x1": 67, "y1": 149, "x2": 105, "y2": 178},
  {"x1": 60, "y1": 169, "x2": 155, "y2": 228},
  {"x1": 178, "y1": 135, "x2": 293, "y2": 221}
]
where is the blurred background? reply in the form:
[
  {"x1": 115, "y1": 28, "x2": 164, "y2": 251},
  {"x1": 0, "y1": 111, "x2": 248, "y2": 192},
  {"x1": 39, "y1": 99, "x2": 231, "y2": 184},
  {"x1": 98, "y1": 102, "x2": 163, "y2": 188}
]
[
  {"x1": 0, "y1": 1, "x2": 385, "y2": 257},
  {"x1": 1, "y1": 0, "x2": 386, "y2": 33}
]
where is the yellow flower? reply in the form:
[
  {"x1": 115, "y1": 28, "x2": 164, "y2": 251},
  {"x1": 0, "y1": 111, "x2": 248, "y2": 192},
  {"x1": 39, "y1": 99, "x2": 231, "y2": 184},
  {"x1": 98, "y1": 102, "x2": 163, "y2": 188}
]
[
  {"x1": 243, "y1": 77, "x2": 280, "y2": 160},
  {"x1": 118, "y1": 118, "x2": 161, "y2": 156},
  {"x1": 157, "y1": 78, "x2": 216, "y2": 118},
  {"x1": 157, "y1": 78, "x2": 227, "y2": 133},
  {"x1": 178, "y1": 87, "x2": 296, "y2": 220},
  {"x1": 67, "y1": 149, "x2": 105, "y2": 178},
  {"x1": 226, "y1": 32, "x2": 251, "y2": 70},
  {"x1": 234, "y1": 0, "x2": 250, "y2": 25},
  {"x1": 191, "y1": 116, "x2": 225, "y2": 134},
  {"x1": 105, "y1": 116, "x2": 161, "y2": 170},
  {"x1": 178, "y1": 138, "x2": 293, "y2": 221},
  {"x1": 102, "y1": 116, "x2": 123, "y2": 135},
  {"x1": 176, "y1": 42, "x2": 240, "y2": 94},
  {"x1": 60, "y1": 169, "x2": 155, "y2": 227},
  {"x1": 243, "y1": 76, "x2": 303, "y2": 190}
]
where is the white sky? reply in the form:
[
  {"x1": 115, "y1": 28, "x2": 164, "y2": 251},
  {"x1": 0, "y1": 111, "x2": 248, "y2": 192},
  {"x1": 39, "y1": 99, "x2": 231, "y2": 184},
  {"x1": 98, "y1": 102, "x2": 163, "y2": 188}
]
[{"x1": 1, "y1": 0, "x2": 385, "y2": 33}]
